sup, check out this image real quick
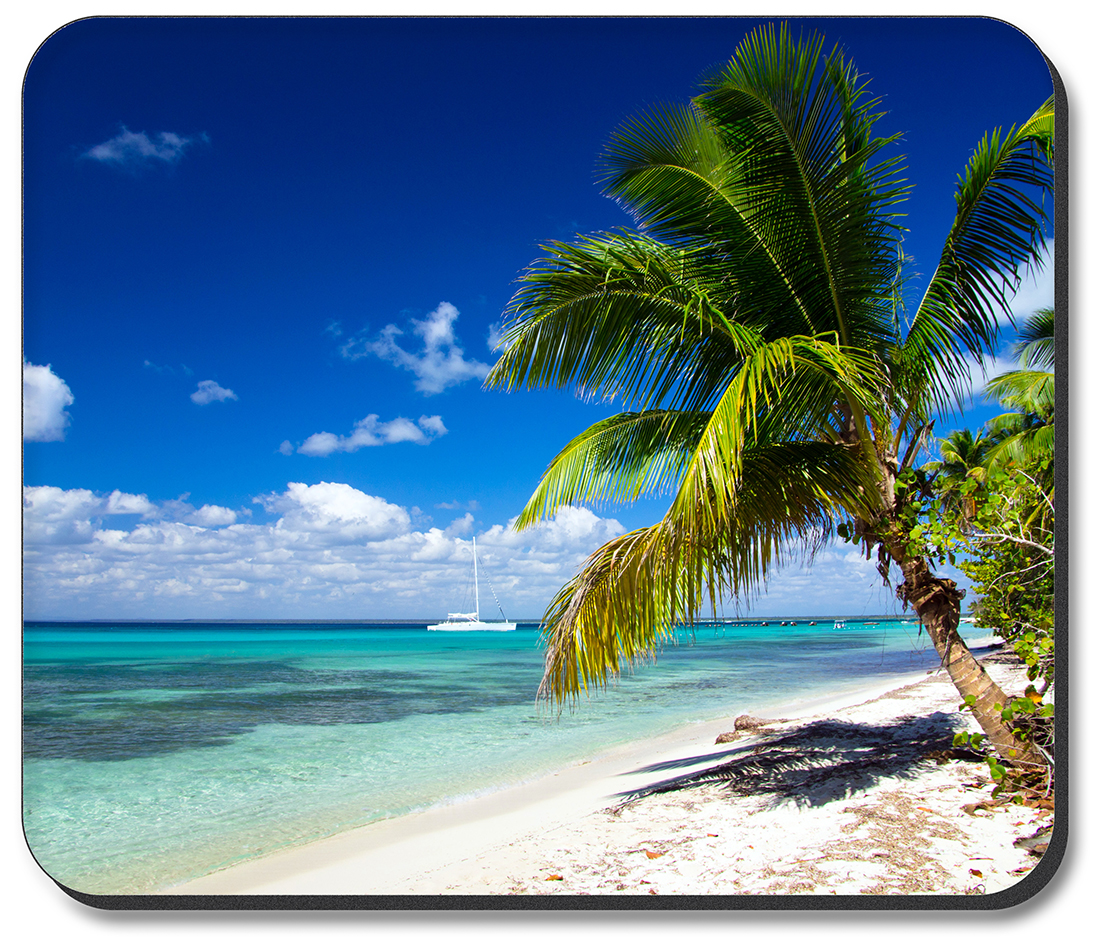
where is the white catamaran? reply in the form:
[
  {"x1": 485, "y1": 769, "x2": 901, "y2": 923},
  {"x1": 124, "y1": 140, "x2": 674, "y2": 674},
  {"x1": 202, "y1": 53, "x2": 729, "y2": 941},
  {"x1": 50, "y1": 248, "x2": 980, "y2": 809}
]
[{"x1": 427, "y1": 536, "x2": 516, "y2": 632}]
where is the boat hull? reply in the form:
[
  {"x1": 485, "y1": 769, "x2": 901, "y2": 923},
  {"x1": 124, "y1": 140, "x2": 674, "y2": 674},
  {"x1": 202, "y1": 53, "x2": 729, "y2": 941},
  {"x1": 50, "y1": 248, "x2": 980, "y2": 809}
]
[{"x1": 427, "y1": 621, "x2": 516, "y2": 632}]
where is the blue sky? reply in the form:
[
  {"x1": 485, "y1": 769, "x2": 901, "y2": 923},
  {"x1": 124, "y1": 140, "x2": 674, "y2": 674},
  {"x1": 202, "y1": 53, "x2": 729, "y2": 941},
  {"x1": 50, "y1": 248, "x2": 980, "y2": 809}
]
[{"x1": 21, "y1": 16, "x2": 1055, "y2": 620}]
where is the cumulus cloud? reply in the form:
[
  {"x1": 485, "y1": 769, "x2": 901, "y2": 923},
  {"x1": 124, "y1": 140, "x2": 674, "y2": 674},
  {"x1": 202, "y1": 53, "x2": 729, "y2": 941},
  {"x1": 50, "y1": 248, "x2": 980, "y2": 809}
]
[
  {"x1": 188, "y1": 504, "x2": 238, "y2": 527},
  {"x1": 23, "y1": 486, "x2": 156, "y2": 545},
  {"x1": 22, "y1": 481, "x2": 627, "y2": 620},
  {"x1": 292, "y1": 414, "x2": 447, "y2": 456},
  {"x1": 340, "y1": 302, "x2": 490, "y2": 394},
  {"x1": 255, "y1": 481, "x2": 412, "y2": 541},
  {"x1": 83, "y1": 126, "x2": 203, "y2": 166},
  {"x1": 191, "y1": 380, "x2": 238, "y2": 405},
  {"x1": 23, "y1": 362, "x2": 74, "y2": 442}
]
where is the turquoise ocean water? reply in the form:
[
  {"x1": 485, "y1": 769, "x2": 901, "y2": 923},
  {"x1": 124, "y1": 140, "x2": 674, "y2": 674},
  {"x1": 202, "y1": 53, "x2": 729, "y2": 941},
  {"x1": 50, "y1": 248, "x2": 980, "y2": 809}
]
[{"x1": 23, "y1": 618, "x2": 990, "y2": 894}]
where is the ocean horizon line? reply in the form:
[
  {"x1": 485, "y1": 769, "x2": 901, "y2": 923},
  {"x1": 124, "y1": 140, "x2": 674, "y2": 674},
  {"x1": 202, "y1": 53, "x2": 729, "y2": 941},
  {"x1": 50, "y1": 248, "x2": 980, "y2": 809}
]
[{"x1": 23, "y1": 614, "x2": 929, "y2": 626}]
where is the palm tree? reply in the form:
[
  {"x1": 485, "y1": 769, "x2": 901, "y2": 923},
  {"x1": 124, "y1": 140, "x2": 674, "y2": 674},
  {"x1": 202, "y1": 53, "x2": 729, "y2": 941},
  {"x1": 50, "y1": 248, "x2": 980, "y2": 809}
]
[
  {"x1": 486, "y1": 24, "x2": 1054, "y2": 768},
  {"x1": 984, "y1": 307, "x2": 1055, "y2": 474},
  {"x1": 924, "y1": 428, "x2": 993, "y2": 519}
]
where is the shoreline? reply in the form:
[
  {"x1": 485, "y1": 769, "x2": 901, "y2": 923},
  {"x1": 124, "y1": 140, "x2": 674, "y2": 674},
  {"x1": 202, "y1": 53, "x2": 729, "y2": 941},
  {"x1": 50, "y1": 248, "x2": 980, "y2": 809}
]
[{"x1": 162, "y1": 655, "x2": 1047, "y2": 897}]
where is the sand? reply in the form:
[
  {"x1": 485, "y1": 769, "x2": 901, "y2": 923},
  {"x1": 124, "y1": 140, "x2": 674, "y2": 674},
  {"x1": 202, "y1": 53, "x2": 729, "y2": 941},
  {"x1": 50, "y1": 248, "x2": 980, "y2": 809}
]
[{"x1": 164, "y1": 649, "x2": 1053, "y2": 898}]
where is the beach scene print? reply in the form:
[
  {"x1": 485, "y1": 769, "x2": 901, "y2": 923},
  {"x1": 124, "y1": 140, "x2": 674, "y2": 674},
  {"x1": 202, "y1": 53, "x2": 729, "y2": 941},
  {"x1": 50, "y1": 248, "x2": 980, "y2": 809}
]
[{"x1": 22, "y1": 17, "x2": 1059, "y2": 904}]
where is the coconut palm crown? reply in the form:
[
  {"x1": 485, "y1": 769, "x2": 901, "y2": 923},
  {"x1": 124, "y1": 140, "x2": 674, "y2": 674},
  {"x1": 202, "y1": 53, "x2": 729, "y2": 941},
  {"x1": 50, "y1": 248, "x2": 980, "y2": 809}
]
[
  {"x1": 923, "y1": 428, "x2": 993, "y2": 519},
  {"x1": 984, "y1": 307, "x2": 1056, "y2": 473},
  {"x1": 486, "y1": 24, "x2": 1054, "y2": 766}
]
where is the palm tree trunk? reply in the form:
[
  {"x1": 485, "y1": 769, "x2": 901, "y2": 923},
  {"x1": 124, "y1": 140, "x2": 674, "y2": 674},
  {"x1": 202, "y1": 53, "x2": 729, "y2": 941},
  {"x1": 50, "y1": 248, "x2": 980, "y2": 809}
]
[{"x1": 894, "y1": 551, "x2": 1047, "y2": 769}]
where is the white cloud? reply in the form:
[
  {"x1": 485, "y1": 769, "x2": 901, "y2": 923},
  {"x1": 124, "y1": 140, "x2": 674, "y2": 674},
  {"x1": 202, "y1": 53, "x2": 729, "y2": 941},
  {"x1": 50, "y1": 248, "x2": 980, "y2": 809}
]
[
  {"x1": 104, "y1": 489, "x2": 157, "y2": 516},
  {"x1": 188, "y1": 504, "x2": 238, "y2": 527},
  {"x1": 435, "y1": 499, "x2": 480, "y2": 512},
  {"x1": 22, "y1": 482, "x2": 627, "y2": 620},
  {"x1": 340, "y1": 302, "x2": 490, "y2": 394},
  {"x1": 256, "y1": 481, "x2": 412, "y2": 541},
  {"x1": 293, "y1": 414, "x2": 447, "y2": 456},
  {"x1": 191, "y1": 380, "x2": 238, "y2": 405},
  {"x1": 23, "y1": 485, "x2": 156, "y2": 545},
  {"x1": 83, "y1": 126, "x2": 201, "y2": 166},
  {"x1": 417, "y1": 414, "x2": 448, "y2": 438},
  {"x1": 23, "y1": 362, "x2": 74, "y2": 442},
  {"x1": 296, "y1": 432, "x2": 341, "y2": 457}
]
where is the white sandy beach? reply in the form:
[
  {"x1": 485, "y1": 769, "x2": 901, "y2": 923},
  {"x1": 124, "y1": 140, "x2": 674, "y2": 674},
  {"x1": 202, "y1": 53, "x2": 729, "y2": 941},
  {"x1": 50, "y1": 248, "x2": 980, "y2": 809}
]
[{"x1": 165, "y1": 649, "x2": 1052, "y2": 898}]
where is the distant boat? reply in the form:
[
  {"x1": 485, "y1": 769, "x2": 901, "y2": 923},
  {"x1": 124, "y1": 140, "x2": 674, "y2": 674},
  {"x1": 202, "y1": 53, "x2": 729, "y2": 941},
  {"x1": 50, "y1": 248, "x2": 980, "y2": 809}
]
[
  {"x1": 833, "y1": 619, "x2": 848, "y2": 629},
  {"x1": 428, "y1": 536, "x2": 516, "y2": 632}
]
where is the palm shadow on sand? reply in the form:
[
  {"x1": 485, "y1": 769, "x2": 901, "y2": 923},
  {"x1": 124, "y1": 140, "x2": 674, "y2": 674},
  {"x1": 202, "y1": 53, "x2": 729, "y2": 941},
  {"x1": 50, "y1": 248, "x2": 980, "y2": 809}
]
[{"x1": 615, "y1": 712, "x2": 974, "y2": 809}]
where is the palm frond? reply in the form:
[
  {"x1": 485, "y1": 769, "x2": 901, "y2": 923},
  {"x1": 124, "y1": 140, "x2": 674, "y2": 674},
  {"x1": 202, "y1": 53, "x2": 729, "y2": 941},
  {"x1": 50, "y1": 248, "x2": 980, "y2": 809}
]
[
  {"x1": 486, "y1": 233, "x2": 746, "y2": 412},
  {"x1": 502, "y1": 29, "x2": 1056, "y2": 718},
  {"x1": 668, "y1": 333, "x2": 887, "y2": 530},
  {"x1": 905, "y1": 99, "x2": 1054, "y2": 413},
  {"x1": 539, "y1": 436, "x2": 879, "y2": 704},
  {"x1": 984, "y1": 416, "x2": 1055, "y2": 470},
  {"x1": 598, "y1": 23, "x2": 906, "y2": 355},
  {"x1": 514, "y1": 409, "x2": 711, "y2": 529},
  {"x1": 984, "y1": 369, "x2": 1054, "y2": 416},
  {"x1": 1013, "y1": 306, "x2": 1055, "y2": 371}
]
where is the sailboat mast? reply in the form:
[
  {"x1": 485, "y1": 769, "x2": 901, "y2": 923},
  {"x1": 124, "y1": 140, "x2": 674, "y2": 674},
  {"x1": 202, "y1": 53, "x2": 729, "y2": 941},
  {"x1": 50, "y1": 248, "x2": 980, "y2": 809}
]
[{"x1": 473, "y1": 535, "x2": 479, "y2": 620}]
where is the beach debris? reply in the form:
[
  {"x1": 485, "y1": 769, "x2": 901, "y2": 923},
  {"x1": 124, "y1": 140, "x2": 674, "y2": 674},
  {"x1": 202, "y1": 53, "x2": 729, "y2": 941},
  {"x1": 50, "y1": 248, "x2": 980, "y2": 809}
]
[
  {"x1": 715, "y1": 715, "x2": 783, "y2": 743},
  {"x1": 644, "y1": 850, "x2": 664, "y2": 859},
  {"x1": 545, "y1": 874, "x2": 564, "y2": 881},
  {"x1": 969, "y1": 868, "x2": 984, "y2": 878},
  {"x1": 915, "y1": 806, "x2": 934, "y2": 813},
  {"x1": 735, "y1": 715, "x2": 775, "y2": 731},
  {"x1": 962, "y1": 798, "x2": 1006, "y2": 816},
  {"x1": 1013, "y1": 825, "x2": 1052, "y2": 857}
]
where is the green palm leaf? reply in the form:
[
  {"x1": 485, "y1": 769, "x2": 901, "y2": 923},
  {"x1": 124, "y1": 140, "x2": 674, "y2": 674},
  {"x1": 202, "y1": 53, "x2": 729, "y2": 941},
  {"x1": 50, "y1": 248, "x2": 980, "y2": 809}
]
[
  {"x1": 1013, "y1": 306, "x2": 1055, "y2": 371},
  {"x1": 539, "y1": 437, "x2": 879, "y2": 703},
  {"x1": 494, "y1": 22, "x2": 1054, "y2": 753},
  {"x1": 906, "y1": 98, "x2": 1054, "y2": 412},
  {"x1": 487, "y1": 233, "x2": 746, "y2": 412},
  {"x1": 514, "y1": 409, "x2": 711, "y2": 529}
]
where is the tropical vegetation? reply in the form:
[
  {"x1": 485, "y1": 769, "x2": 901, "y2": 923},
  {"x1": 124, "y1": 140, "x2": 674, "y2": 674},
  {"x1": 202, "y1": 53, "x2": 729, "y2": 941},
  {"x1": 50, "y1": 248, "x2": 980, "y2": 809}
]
[
  {"x1": 923, "y1": 305, "x2": 1057, "y2": 785},
  {"x1": 486, "y1": 24, "x2": 1055, "y2": 769}
]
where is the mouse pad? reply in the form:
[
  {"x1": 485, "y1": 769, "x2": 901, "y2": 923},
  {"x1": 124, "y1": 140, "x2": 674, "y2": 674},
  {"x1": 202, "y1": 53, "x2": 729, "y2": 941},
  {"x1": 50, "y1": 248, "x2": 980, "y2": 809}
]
[{"x1": 21, "y1": 15, "x2": 1065, "y2": 910}]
